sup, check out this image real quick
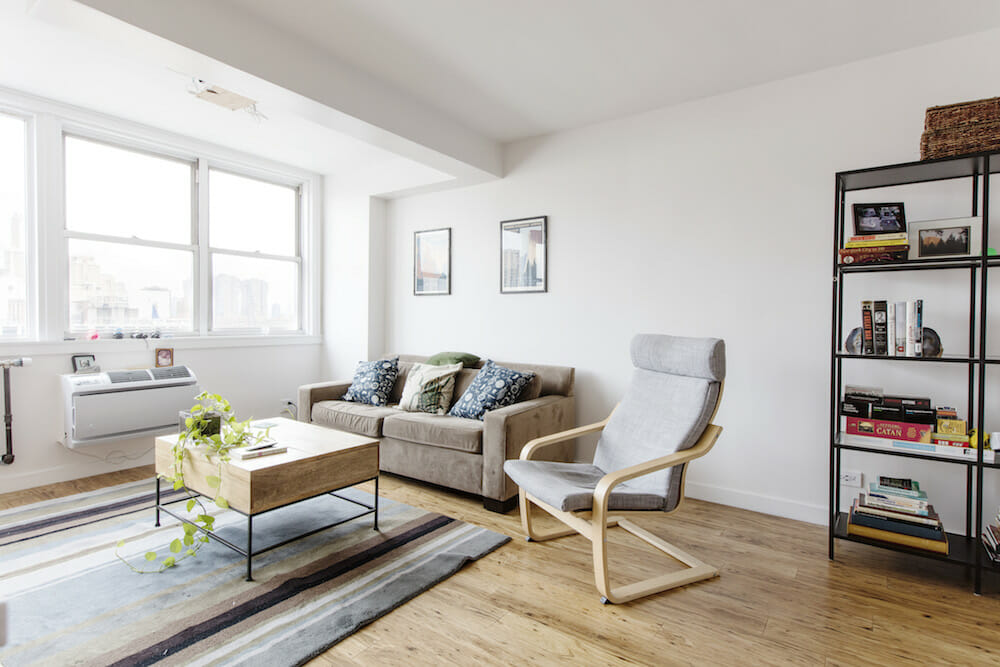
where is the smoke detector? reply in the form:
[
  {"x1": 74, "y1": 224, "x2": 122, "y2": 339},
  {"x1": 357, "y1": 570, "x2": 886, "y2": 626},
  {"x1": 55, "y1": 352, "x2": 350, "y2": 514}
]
[{"x1": 188, "y1": 78, "x2": 267, "y2": 121}]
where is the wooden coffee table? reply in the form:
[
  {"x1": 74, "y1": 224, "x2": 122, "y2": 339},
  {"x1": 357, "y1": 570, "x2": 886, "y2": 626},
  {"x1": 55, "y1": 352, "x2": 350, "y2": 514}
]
[{"x1": 154, "y1": 417, "x2": 380, "y2": 580}]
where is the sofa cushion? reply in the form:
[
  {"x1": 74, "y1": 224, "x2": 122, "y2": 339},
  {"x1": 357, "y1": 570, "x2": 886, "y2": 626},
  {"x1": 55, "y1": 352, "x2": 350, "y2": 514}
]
[
  {"x1": 427, "y1": 351, "x2": 481, "y2": 368},
  {"x1": 398, "y1": 362, "x2": 463, "y2": 414},
  {"x1": 382, "y1": 412, "x2": 484, "y2": 454},
  {"x1": 448, "y1": 360, "x2": 536, "y2": 420},
  {"x1": 342, "y1": 357, "x2": 399, "y2": 406},
  {"x1": 311, "y1": 401, "x2": 399, "y2": 437}
]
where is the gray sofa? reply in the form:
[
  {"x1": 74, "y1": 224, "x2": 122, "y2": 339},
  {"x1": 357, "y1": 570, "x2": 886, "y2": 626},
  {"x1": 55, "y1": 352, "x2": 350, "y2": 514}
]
[{"x1": 298, "y1": 354, "x2": 575, "y2": 512}]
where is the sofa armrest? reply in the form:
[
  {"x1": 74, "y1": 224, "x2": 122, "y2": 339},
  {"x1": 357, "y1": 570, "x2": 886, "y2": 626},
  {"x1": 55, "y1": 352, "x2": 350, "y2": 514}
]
[
  {"x1": 482, "y1": 395, "x2": 576, "y2": 502},
  {"x1": 297, "y1": 381, "x2": 351, "y2": 423}
]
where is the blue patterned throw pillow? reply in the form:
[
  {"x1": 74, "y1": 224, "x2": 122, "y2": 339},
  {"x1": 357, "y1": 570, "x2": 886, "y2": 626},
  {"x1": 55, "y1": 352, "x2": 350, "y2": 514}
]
[
  {"x1": 342, "y1": 357, "x2": 399, "y2": 406},
  {"x1": 448, "y1": 360, "x2": 535, "y2": 420}
]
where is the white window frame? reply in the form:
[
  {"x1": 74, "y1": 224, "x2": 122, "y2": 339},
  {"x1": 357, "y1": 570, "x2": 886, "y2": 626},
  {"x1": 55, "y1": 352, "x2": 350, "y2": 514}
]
[
  {"x1": 0, "y1": 86, "x2": 319, "y2": 350},
  {"x1": 0, "y1": 106, "x2": 37, "y2": 342}
]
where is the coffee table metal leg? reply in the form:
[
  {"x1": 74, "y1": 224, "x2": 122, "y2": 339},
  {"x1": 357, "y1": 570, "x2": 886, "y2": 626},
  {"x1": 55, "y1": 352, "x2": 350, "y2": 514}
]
[
  {"x1": 246, "y1": 515, "x2": 253, "y2": 582},
  {"x1": 374, "y1": 476, "x2": 379, "y2": 531},
  {"x1": 154, "y1": 477, "x2": 161, "y2": 527}
]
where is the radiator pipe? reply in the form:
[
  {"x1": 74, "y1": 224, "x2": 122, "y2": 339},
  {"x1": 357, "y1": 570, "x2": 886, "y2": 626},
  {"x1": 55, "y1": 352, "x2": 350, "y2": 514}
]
[{"x1": 1, "y1": 357, "x2": 31, "y2": 465}]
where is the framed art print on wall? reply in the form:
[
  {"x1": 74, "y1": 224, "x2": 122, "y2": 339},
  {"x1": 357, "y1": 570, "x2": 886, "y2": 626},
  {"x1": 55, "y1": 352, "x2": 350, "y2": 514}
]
[
  {"x1": 414, "y1": 227, "x2": 451, "y2": 295},
  {"x1": 500, "y1": 216, "x2": 547, "y2": 293}
]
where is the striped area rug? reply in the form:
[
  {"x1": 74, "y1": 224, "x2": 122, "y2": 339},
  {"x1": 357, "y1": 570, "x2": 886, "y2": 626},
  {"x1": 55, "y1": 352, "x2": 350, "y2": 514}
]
[{"x1": 0, "y1": 479, "x2": 510, "y2": 666}]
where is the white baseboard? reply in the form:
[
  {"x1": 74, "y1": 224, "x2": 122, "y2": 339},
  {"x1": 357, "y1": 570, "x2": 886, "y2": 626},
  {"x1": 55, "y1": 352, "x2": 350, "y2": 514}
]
[
  {"x1": 0, "y1": 456, "x2": 153, "y2": 495},
  {"x1": 685, "y1": 480, "x2": 827, "y2": 525}
]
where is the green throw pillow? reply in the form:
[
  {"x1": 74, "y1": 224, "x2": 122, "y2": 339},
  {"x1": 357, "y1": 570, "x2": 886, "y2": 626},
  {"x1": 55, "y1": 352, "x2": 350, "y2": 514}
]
[
  {"x1": 426, "y1": 351, "x2": 480, "y2": 368},
  {"x1": 398, "y1": 362, "x2": 463, "y2": 414}
]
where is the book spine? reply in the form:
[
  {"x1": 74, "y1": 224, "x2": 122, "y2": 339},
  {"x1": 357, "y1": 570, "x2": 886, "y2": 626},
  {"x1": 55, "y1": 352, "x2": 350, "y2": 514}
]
[
  {"x1": 846, "y1": 521, "x2": 949, "y2": 553},
  {"x1": 873, "y1": 300, "x2": 888, "y2": 355},
  {"x1": 887, "y1": 303, "x2": 896, "y2": 357},
  {"x1": 844, "y1": 416, "x2": 932, "y2": 443},
  {"x1": 893, "y1": 301, "x2": 906, "y2": 354},
  {"x1": 866, "y1": 491, "x2": 929, "y2": 510},
  {"x1": 848, "y1": 232, "x2": 908, "y2": 243},
  {"x1": 914, "y1": 299, "x2": 923, "y2": 357},
  {"x1": 906, "y1": 300, "x2": 918, "y2": 357},
  {"x1": 855, "y1": 504, "x2": 939, "y2": 526},
  {"x1": 861, "y1": 301, "x2": 874, "y2": 355},
  {"x1": 868, "y1": 483, "x2": 928, "y2": 500},
  {"x1": 844, "y1": 239, "x2": 909, "y2": 248},
  {"x1": 838, "y1": 248, "x2": 908, "y2": 265}
]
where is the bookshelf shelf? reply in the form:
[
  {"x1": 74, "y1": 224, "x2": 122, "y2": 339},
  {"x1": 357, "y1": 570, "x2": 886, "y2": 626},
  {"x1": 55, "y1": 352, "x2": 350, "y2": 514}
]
[
  {"x1": 830, "y1": 152, "x2": 1000, "y2": 595},
  {"x1": 834, "y1": 513, "x2": 977, "y2": 567}
]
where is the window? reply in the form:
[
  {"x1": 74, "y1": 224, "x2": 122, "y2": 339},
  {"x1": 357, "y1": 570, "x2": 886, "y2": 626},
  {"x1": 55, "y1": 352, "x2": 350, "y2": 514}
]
[
  {"x1": 62, "y1": 136, "x2": 304, "y2": 336},
  {"x1": 209, "y1": 169, "x2": 299, "y2": 332},
  {"x1": 0, "y1": 113, "x2": 28, "y2": 338},
  {"x1": 65, "y1": 136, "x2": 195, "y2": 333}
]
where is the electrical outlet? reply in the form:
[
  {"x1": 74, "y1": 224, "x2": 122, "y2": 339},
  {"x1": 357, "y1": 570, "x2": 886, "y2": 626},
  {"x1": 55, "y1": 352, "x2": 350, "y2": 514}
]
[{"x1": 840, "y1": 470, "x2": 863, "y2": 488}]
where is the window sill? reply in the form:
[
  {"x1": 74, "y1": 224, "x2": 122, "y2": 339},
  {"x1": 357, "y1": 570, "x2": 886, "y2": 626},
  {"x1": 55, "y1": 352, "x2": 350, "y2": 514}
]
[{"x1": 0, "y1": 334, "x2": 322, "y2": 357}]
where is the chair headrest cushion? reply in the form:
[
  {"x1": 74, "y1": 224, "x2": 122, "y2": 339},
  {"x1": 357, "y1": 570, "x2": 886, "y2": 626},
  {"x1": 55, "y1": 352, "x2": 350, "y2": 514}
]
[{"x1": 630, "y1": 334, "x2": 725, "y2": 381}]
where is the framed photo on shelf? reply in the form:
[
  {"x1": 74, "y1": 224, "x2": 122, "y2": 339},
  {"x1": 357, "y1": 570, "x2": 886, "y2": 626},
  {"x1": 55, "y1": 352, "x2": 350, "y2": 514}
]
[
  {"x1": 907, "y1": 217, "x2": 981, "y2": 260},
  {"x1": 500, "y1": 216, "x2": 547, "y2": 293},
  {"x1": 155, "y1": 347, "x2": 174, "y2": 368},
  {"x1": 852, "y1": 203, "x2": 906, "y2": 235},
  {"x1": 413, "y1": 228, "x2": 451, "y2": 295}
]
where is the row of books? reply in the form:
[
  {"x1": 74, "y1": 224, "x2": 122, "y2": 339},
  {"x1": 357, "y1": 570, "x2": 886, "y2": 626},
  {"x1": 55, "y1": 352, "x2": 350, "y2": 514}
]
[
  {"x1": 983, "y1": 507, "x2": 1000, "y2": 564},
  {"x1": 847, "y1": 477, "x2": 948, "y2": 554},
  {"x1": 859, "y1": 299, "x2": 923, "y2": 357},
  {"x1": 839, "y1": 232, "x2": 908, "y2": 265}
]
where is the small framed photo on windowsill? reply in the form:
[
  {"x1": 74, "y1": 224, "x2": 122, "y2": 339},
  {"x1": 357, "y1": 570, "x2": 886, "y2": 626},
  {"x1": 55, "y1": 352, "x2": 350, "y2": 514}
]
[
  {"x1": 155, "y1": 348, "x2": 174, "y2": 368},
  {"x1": 71, "y1": 354, "x2": 98, "y2": 374}
]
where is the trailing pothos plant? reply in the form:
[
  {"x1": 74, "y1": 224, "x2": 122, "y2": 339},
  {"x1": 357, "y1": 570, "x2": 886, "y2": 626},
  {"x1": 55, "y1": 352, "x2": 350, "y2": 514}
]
[{"x1": 116, "y1": 392, "x2": 269, "y2": 573}]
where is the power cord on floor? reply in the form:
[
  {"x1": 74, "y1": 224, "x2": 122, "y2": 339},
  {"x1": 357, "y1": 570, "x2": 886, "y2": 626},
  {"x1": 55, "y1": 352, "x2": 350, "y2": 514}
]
[{"x1": 61, "y1": 442, "x2": 154, "y2": 466}]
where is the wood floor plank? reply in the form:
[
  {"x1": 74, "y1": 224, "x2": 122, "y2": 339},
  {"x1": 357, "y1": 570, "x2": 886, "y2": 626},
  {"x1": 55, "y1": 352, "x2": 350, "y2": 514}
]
[{"x1": 4, "y1": 468, "x2": 1000, "y2": 664}]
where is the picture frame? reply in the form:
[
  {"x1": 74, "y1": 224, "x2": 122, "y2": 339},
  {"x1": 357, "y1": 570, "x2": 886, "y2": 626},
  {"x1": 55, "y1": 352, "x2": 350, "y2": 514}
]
[
  {"x1": 71, "y1": 354, "x2": 96, "y2": 373},
  {"x1": 413, "y1": 228, "x2": 451, "y2": 295},
  {"x1": 500, "y1": 216, "x2": 547, "y2": 293},
  {"x1": 852, "y1": 202, "x2": 906, "y2": 235},
  {"x1": 155, "y1": 347, "x2": 174, "y2": 368},
  {"x1": 907, "y1": 217, "x2": 981, "y2": 260}
]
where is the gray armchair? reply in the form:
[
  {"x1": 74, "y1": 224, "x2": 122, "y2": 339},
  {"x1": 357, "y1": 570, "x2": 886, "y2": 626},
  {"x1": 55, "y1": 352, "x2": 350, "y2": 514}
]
[{"x1": 503, "y1": 334, "x2": 725, "y2": 604}]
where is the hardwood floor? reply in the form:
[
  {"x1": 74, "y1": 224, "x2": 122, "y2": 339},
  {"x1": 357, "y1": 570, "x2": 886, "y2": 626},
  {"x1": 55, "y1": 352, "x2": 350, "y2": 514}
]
[{"x1": 3, "y1": 467, "x2": 1000, "y2": 665}]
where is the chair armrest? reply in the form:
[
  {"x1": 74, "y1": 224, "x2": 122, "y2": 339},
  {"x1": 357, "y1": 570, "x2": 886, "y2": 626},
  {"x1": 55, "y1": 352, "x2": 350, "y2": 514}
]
[
  {"x1": 519, "y1": 411, "x2": 613, "y2": 461},
  {"x1": 593, "y1": 424, "x2": 723, "y2": 510},
  {"x1": 482, "y1": 395, "x2": 576, "y2": 502},
  {"x1": 296, "y1": 380, "x2": 351, "y2": 423}
]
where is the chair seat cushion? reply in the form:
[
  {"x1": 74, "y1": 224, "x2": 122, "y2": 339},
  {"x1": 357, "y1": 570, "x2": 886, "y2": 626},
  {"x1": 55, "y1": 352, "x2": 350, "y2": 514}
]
[
  {"x1": 503, "y1": 460, "x2": 667, "y2": 512},
  {"x1": 311, "y1": 401, "x2": 399, "y2": 438},
  {"x1": 382, "y1": 412, "x2": 484, "y2": 454}
]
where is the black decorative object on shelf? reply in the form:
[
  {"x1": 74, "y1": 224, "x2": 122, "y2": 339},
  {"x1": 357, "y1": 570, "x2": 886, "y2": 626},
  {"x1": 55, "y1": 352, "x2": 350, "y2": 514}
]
[{"x1": 830, "y1": 151, "x2": 1000, "y2": 595}]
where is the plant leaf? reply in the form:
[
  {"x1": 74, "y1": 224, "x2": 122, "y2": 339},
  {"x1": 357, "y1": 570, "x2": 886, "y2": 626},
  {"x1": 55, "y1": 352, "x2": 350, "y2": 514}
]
[
  {"x1": 145, "y1": 551, "x2": 157, "y2": 562},
  {"x1": 205, "y1": 475, "x2": 221, "y2": 488},
  {"x1": 116, "y1": 539, "x2": 125, "y2": 548},
  {"x1": 215, "y1": 496, "x2": 229, "y2": 509},
  {"x1": 173, "y1": 480, "x2": 183, "y2": 491},
  {"x1": 169, "y1": 538, "x2": 183, "y2": 553},
  {"x1": 186, "y1": 499, "x2": 196, "y2": 512},
  {"x1": 163, "y1": 556, "x2": 175, "y2": 568},
  {"x1": 183, "y1": 534, "x2": 194, "y2": 546}
]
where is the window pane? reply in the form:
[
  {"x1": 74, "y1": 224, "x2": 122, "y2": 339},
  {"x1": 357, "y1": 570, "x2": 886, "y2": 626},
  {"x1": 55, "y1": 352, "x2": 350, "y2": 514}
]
[
  {"x1": 212, "y1": 254, "x2": 298, "y2": 331},
  {"x1": 69, "y1": 239, "x2": 193, "y2": 332},
  {"x1": 209, "y1": 170, "x2": 296, "y2": 255},
  {"x1": 0, "y1": 114, "x2": 27, "y2": 337},
  {"x1": 65, "y1": 136, "x2": 192, "y2": 244}
]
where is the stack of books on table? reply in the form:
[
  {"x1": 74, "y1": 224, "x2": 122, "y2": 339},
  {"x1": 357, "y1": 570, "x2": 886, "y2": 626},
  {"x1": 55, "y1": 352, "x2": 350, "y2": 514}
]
[
  {"x1": 847, "y1": 477, "x2": 948, "y2": 555},
  {"x1": 982, "y1": 507, "x2": 1000, "y2": 564},
  {"x1": 839, "y1": 232, "x2": 908, "y2": 265}
]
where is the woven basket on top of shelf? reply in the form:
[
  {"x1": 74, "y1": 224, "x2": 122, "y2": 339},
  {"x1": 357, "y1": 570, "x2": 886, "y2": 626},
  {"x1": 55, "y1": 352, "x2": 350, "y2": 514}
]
[{"x1": 920, "y1": 96, "x2": 1000, "y2": 160}]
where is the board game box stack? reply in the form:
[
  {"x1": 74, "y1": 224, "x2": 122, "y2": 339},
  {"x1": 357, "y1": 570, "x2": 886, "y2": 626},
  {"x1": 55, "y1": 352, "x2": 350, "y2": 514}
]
[
  {"x1": 847, "y1": 476, "x2": 948, "y2": 554},
  {"x1": 840, "y1": 385, "x2": 993, "y2": 462},
  {"x1": 983, "y1": 506, "x2": 1000, "y2": 564}
]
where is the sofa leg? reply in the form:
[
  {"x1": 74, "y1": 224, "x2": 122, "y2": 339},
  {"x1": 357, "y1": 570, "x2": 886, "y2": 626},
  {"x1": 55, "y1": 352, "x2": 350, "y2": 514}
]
[{"x1": 483, "y1": 496, "x2": 518, "y2": 514}]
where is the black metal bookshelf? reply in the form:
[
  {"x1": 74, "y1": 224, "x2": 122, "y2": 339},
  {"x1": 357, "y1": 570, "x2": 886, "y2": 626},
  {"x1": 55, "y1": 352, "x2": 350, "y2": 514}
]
[{"x1": 829, "y1": 152, "x2": 998, "y2": 594}]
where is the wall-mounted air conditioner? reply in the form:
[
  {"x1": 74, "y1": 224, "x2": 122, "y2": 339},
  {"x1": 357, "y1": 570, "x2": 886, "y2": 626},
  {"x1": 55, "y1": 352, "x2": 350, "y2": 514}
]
[{"x1": 61, "y1": 366, "x2": 200, "y2": 448}]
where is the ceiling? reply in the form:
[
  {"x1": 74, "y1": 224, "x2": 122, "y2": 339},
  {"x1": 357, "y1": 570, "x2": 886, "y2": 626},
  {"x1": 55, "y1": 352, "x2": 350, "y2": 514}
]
[
  {"x1": 221, "y1": 0, "x2": 1000, "y2": 142},
  {"x1": 3, "y1": 0, "x2": 1000, "y2": 192}
]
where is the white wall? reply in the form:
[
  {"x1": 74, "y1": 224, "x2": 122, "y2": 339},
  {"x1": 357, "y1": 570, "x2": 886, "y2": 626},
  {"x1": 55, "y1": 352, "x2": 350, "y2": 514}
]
[
  {"x1": 0, "y1": 341, "x2": 321, "y2": 492},
  {"x1": 383, "y1": 28, "x2": 1000, "y2": 525}
]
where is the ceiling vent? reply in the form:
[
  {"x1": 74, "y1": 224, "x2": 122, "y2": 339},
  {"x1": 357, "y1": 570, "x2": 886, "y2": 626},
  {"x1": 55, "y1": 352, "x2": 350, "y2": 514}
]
[{"x1": 189, "y1": 78, "x2": 267, "y2": 121}]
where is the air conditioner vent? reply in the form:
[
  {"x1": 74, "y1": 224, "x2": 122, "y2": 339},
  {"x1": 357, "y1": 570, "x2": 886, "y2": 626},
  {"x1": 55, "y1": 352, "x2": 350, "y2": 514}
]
[
  {"x1": 151, "y1": 366, "x2": 191, "y2": 380},
  {"x1": 108, "y1": 370, "x2": 152, "y2": 384}
]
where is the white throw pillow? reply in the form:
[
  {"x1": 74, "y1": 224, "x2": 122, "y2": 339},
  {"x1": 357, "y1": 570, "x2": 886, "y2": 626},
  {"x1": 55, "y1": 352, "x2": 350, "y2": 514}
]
[{"x1": 398, "y1": 362, "x2": 464, "y2": 414}]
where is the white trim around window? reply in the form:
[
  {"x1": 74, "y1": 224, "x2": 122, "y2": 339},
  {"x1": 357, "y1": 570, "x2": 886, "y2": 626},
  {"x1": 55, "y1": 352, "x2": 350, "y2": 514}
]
[{"x1": 0, "y1": 85, "x2": 321, "y2": 348}]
